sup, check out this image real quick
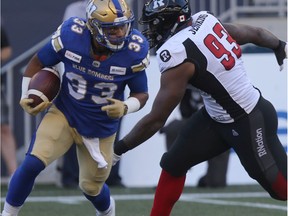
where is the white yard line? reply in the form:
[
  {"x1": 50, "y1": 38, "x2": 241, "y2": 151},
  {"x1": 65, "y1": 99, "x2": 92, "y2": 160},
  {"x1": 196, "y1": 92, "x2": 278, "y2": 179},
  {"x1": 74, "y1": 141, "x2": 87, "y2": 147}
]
[
  {"x1": 1, "y1": 192, "x2": 286, "y2": 211},
  {"x1": 180, "y1": 197, "x2": 287, "y2": 211}
]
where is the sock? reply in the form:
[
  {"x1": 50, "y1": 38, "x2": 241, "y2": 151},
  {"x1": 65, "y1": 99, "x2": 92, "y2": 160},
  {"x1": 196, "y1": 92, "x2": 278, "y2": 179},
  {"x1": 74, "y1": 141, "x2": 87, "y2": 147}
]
[
  {"x1": 6, "y1": 154, "x2": 45, "y2": 207},
  {"x1": 271, "y1": 172, "x2": 287, "y2": 200},
  {"x1": 84, "y1": 183, "x2": 111, "y2": 212},
  {"x1": 150, "y1": 169, "x2": 186, "y2": 216},
  {"x1": 2, "y1": 202, "x2": 21, "y2": 216}
]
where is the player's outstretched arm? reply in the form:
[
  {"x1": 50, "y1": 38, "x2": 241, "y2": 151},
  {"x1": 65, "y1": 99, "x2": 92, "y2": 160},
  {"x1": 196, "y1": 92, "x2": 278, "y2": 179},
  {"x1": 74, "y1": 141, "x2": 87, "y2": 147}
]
[
  {"x1": 113, "y1": 62, "x2": 196, "y2": 161},
  {"x1": 223, "y1": 23, "x2": 287, "y2": 70}
]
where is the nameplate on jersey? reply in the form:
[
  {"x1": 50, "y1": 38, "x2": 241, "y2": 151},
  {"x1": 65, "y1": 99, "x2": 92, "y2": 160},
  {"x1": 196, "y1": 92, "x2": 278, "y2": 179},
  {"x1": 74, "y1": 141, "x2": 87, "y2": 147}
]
[
  {"x1": 110, "y1": 66, "x2": 126, "y2": 75},
  {"x1": 65, "y1": 51, "x2": 82, "y2": 63}
]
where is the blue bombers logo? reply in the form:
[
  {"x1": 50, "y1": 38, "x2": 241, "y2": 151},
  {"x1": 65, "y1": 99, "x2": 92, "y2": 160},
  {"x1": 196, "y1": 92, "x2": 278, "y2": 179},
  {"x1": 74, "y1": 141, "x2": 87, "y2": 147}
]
[{"x1": 152, "y1": 0, "x2": 166, "y2": 9}]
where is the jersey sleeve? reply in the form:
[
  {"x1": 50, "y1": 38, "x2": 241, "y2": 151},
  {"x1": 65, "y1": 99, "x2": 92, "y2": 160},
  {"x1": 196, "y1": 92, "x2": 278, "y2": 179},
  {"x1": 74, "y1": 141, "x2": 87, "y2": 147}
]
[
  {"x1": 38, "y1": 17, "x2": 89, "y2": 66},
  {"x1": 37, "y1": 19, "x2": 72, "y2": 66},
  {"x1": 129, "y1": 29, "x2": 150, "y2": 73},
  {"x1": 37, "y1": 41, "x2": 61, "y2": 66},
  {"x1": 156, "y1": 40, "x2": 187, "y2": 73},
  {"x1": 156, "y1": 11, "x2": 214, "y2": 74},
  {"x1": 126, "y1": 70, "x2": 148, "y2": 93}
]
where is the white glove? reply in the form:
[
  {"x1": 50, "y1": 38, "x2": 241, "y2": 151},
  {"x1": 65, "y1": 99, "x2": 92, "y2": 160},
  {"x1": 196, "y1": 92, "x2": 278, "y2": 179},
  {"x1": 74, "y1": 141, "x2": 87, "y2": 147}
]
[{"x1": 112, "y1": 153, "x2": 121, "y2": 166}]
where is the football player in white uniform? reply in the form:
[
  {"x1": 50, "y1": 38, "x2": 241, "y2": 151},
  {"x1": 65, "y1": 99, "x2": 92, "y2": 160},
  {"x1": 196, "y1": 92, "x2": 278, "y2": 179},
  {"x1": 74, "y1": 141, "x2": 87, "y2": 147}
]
[
  {"x1": 113, "y1": 0, "x2": 287, "y2": 215},
  {"x1": 1, "y1": 0, "x2": 149, "y2": 216}
]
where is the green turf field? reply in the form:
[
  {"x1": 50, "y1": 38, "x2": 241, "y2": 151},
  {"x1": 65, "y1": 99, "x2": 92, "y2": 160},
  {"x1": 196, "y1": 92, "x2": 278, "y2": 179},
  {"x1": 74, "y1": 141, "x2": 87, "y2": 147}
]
[{"x1": 1, "y1": 184, "x2": 287, "y2": 216}]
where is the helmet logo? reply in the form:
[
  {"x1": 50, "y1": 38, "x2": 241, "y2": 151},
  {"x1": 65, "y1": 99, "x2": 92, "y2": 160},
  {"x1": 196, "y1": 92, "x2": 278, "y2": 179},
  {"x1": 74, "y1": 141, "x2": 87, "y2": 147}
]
[
  {"x1": 179, "y1": 15, "x2": 186, "y2": 22},
  {"x1": 86, "y1": 0, "x2": 97, "y2": 19},
  {"x1": 152, "y1": 0, "x2": 165, "y2": 9}
]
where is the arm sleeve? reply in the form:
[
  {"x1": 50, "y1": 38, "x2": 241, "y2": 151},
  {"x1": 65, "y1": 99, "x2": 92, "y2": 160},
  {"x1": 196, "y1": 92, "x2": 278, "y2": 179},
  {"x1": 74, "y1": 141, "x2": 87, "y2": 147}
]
[
  {"x1": 37, "y1": 40, "x2": 61, "y2": 66},
  {"x1": 127, "y1": 71, "x2": 148, "y2": 93}
]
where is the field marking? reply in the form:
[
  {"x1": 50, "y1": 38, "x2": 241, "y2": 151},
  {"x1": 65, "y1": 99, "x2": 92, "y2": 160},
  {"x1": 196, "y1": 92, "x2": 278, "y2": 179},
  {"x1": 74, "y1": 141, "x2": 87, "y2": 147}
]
[
  {"x1": 1, "y1": 192, "x2": 286, "y2": 211},
  {"x1": 185, "y1": 198, "x2": 287, "y2": 211}
]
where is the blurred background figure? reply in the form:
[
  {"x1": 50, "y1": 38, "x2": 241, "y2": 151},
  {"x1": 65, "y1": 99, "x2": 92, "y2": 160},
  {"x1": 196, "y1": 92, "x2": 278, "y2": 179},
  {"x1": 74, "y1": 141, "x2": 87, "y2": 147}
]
[
  {"x1": 1, "y1": 20, "x2": 18, "y2": 178},
  {"x1": 160, "y1": 85, "x2": 230, "y2": 188}
]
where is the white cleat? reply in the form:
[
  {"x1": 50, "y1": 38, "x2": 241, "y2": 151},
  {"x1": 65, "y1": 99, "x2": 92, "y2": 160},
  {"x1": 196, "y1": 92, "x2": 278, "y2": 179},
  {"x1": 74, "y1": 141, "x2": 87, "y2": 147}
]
[
  {"x1": 96, "y1": 197, "x2": 115, "y2": 216},
  {"x1": 1, "y1": 211, "x2": 15, "y2": 216}
]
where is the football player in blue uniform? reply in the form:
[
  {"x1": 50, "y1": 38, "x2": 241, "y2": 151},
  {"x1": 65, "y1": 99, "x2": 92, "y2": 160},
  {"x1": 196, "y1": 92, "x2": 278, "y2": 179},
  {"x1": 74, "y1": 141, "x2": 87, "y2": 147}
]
[
  {"x1": 113, "y1": 0, "x2": 287, "y2": 215},
  {"x1": 1, "y1": 0, "x2": 149, "y2": 215}
]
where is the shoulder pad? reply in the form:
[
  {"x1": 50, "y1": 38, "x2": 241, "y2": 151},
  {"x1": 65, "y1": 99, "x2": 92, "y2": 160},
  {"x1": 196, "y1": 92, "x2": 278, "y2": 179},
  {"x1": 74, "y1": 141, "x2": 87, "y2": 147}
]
[
  {"x1": 129, "y1": 29, "x2": 150, "y2": 72},
  {"x1": 51, "y1": 17, "x2": 87, "y2": 52}
]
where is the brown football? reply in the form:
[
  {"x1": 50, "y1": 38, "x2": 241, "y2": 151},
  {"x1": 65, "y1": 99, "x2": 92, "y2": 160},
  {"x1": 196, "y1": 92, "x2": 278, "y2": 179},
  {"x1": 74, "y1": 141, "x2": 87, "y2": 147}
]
[{"x1": 28, "y1": 67, "x2": 61, "y2": 108}]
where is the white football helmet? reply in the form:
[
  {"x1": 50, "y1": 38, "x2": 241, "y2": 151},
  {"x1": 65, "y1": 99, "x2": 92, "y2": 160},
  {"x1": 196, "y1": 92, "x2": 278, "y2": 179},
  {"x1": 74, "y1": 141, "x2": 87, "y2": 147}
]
[{"x1": 86, "y1": 0, "x2": 135, "y2": 51}]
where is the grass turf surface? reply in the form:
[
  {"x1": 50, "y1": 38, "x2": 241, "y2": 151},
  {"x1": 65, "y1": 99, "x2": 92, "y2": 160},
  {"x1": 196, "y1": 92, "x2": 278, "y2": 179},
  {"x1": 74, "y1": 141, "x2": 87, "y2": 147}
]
[{"x1": 1, "y1": 184, "x2": 287, "y2": 216}]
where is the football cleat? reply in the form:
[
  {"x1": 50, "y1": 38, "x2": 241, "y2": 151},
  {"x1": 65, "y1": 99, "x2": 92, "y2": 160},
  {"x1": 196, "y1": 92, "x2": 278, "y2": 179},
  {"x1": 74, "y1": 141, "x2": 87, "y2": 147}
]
[
  {"x1": 96, "y1": 197, "x2": 115, "y2": 216},
  {"x1": 1, "y1": 211, "x2": 15, "y2": 216}
]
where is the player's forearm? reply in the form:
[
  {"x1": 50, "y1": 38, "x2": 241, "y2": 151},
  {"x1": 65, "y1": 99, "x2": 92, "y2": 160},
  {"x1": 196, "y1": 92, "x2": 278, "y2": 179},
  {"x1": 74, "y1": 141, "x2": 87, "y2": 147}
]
[
  {"x1": 249, "y1": 27, "x2": 281, "y2": 50},
  {"x1": 224, "y1": 23, "x2": 280, "y2": 49},
  {"x1": 129, "y1": 92, "x2": 149, "y2": 110},
  {"x1": 114, "y1": 114, "x2": 164, "y2": 155},
  {"x1": 24, "y1": 54, "x2": 44, "y2": 77}
]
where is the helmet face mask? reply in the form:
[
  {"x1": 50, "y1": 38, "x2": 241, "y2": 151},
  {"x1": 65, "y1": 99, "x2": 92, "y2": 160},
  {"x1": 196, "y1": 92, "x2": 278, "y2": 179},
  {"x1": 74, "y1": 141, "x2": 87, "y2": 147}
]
[
  {"x1": 86, "y1": 0, "x2": 135, "y2": 51},
  {"x1": 139, "y1": 0, "x2": 191, "y2": 49},
  {"x1": 102, "y1": 24, "x2": 129, "y2": 45}
]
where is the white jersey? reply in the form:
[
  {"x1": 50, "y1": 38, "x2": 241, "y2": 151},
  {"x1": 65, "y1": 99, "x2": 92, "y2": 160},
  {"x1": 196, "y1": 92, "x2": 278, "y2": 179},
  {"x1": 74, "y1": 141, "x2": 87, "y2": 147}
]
[{"x1": 156, "y1": 11, "x2": 260, "y2": 123}]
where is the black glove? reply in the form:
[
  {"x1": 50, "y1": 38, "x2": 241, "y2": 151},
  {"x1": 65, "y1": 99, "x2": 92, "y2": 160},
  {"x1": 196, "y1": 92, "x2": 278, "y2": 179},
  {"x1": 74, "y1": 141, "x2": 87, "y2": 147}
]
[
  {"x1": 273, "y1": 40, "x2": 287, "y2": 71},
  {"x1": 114, "y1": 139, "x2": 130, "y2": 156}
]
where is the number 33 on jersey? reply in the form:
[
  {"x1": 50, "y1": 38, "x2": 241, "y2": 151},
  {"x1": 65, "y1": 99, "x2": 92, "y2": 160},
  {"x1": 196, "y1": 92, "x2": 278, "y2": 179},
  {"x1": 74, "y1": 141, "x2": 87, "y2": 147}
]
[
  {"x1": 157, "y1": 11, "x2": 259, "y2": 123},
  {"x1": 37, "y1": 17, "x2": 150, "y2": 137}
]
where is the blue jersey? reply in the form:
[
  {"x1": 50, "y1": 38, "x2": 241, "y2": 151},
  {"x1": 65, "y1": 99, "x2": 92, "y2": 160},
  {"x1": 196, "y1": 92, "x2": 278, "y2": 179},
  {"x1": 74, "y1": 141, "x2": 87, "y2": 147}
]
[{"x1": 37, "y1": 17, "x2": 149, "y2": 138}]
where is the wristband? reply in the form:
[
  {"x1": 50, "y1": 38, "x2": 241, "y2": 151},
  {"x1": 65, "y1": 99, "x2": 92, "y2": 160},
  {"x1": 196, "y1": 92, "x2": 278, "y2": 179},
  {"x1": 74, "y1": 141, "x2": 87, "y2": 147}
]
[
  {"x1": 21, "y1": 77, "x2": 32, "y2": 99},
  {"x1": 114, "y1": 139, "x2": 131, "y2": 155},
  {"x1": 273, "y1": 40, "x2": 284, "y2": 51},
  {"x1": 124, "y1": 97, "x2": 140, "y2": 114}
]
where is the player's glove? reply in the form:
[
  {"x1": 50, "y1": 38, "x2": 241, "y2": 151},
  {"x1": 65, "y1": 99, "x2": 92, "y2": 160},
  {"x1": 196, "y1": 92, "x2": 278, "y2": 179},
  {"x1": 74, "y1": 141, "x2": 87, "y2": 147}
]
[
  {"x1": 101, "y1": 98, "x2": 128, "y2": 119},
  {"x1": 112, "y1": 153, "x2": 121, "y2": 166},
  {"x1": 273, "y1": 40, "x2": 287, "y2": 71},
  {"x1": 113, "y1": 139, "x2": 131, "y2": 165},
  {"x1": 20, "y1": 98, "x2": 51, "y2": 116},
  {"x1": 20, "y1": 76, "x2": 51, "y2": 116}
]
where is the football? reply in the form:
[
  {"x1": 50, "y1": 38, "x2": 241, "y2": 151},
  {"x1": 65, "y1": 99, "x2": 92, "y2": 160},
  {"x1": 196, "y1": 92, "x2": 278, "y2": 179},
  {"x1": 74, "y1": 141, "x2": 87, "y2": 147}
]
[{"x1": 28, "y1": 67, "x2": 61, "y2": 108}]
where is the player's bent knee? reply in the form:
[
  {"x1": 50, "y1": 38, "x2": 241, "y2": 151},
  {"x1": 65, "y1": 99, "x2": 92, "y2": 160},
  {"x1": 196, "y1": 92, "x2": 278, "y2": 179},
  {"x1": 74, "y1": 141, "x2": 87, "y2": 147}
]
[
  {"x1": 22, "y1": 154, "x2": 46, "y2": 174},
  {"x1": 269, "y1": 187, "x2": 287, "y2": 201},
  {"x1": 160, "y1": 152, "x2": 187, "y2": 177},
  {"x1": 79, "y1": 179, "x2": 103, "y2": 196},
  {"x1": 270, "y1": 192, "x2": 287, "y2": 201}
]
